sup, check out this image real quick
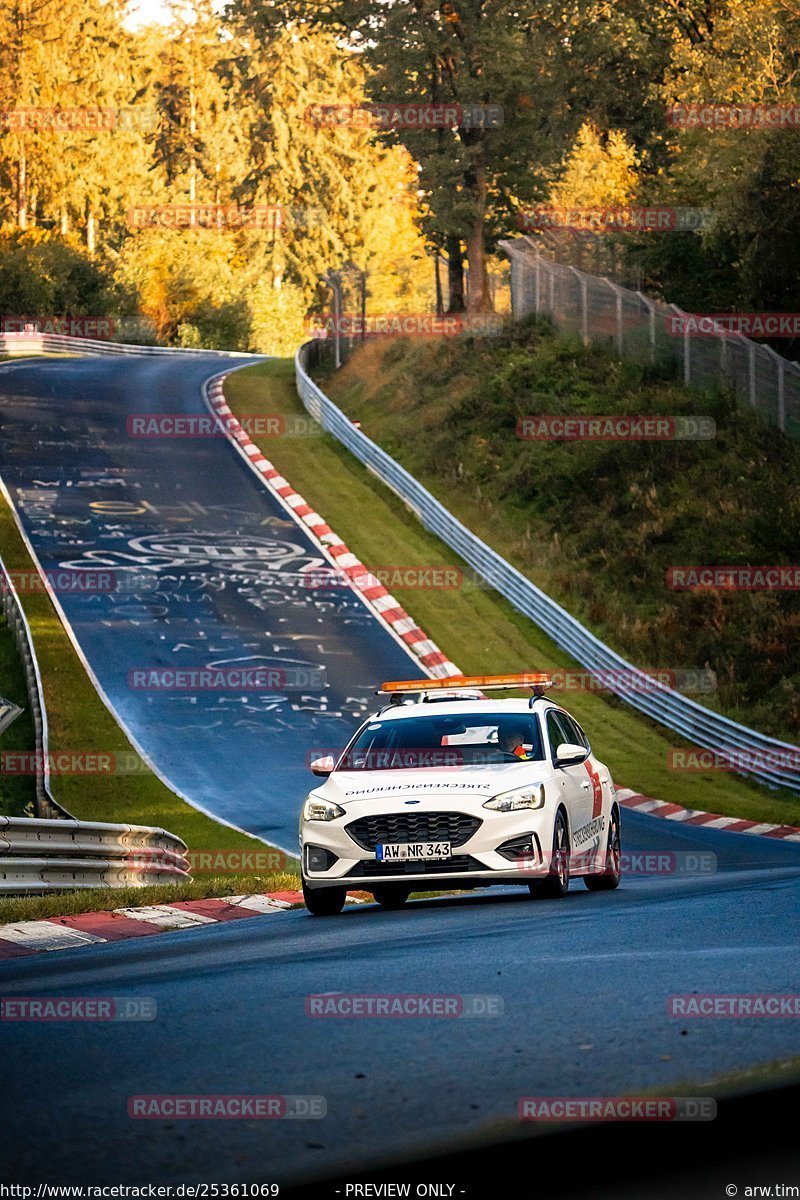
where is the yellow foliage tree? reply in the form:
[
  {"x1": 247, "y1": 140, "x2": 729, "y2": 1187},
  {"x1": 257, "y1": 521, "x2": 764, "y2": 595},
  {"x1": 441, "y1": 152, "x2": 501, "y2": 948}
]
[{"x1": 549, "y1": 122, "x2": 640, "y2": 210}]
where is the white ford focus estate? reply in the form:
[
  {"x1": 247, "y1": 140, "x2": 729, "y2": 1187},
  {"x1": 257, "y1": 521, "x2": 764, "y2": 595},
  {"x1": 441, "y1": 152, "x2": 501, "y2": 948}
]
[{"x1": 300, "y1": 673, "x2": 622, "y2": 916}]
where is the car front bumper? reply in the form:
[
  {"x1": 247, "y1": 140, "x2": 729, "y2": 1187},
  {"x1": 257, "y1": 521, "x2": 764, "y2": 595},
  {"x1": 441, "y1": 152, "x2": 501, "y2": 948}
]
[{"x1": 300, "y1": 797, "x2": 560, "y2": 890}]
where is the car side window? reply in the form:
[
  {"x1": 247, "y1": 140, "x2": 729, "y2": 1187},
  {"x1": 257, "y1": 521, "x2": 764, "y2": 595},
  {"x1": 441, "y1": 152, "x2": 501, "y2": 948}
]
[
  {"x1": 546, "y1": 711, "x2": 573, "y2": 759},
  {"x1": 562, "y1": 713, "x2": 590, "y2": 750}
]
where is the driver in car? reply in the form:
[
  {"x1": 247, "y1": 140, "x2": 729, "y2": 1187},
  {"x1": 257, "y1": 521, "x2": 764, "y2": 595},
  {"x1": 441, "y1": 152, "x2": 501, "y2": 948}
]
[{"x1": 497, "y1": 723, "x2": 534, "y2": 760}]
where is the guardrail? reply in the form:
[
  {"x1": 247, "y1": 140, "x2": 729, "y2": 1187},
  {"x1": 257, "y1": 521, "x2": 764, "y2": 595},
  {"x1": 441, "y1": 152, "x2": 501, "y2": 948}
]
[
  {"x1": 0, "y1": 331, "x2": 256, "y2": 358},
  {"x1": 0, "y1": 816, "x2": 190, "y2": 893},
  {"x1": 0, "y1": 540, "x2": 192, "y2": 895},
  {"x1": 0, "y1": 555, "x2": 67, "y2": 819},
  {"x1": 295, "y1": 342, "x2": 800, "y2": 794}
]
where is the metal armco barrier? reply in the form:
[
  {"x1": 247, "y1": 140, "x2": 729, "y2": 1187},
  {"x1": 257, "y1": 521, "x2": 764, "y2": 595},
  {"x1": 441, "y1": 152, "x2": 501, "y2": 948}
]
[
  {"x1": 0, "y1": 555, "x2": 66, "y2": 819},
  {"x1": 295, "y1": 342, "x2": 800, "y2": 794},
  {"x1": 0, "y1": 816, "x2": 190, "y2": 893},
  {"x1": 0, "y1": 331, "x2": 256, "y2": 358}
]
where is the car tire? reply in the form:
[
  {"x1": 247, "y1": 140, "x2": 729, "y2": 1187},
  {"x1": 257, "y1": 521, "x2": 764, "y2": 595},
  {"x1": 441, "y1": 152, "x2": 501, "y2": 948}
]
[
  {"x1": 302, "y1": 880, "x2": 347, "y2": 916},
  {"x1": 372, "y1": 885, "x2": 412, "y2": 910},
  {"x1": 584, "y1": 806, "x2": 622, "y2": 892},
  {"x1": 529, "y1": 809, "x2": 570, "y2": 899}
]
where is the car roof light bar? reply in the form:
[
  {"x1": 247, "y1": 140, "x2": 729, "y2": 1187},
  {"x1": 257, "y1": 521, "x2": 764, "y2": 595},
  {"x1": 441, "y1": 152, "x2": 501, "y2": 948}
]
[{"x1": 377, "y1": 673, "x2": 555, "y2": 699}]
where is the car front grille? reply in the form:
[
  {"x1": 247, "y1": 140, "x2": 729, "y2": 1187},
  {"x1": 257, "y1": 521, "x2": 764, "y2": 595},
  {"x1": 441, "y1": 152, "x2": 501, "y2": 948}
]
[
  {"x1": 344, "y1": 811, "x2": 482, "y2": 852},
  {"x1": 345, "y1": 856, "x2": 485, "y2": 878}
]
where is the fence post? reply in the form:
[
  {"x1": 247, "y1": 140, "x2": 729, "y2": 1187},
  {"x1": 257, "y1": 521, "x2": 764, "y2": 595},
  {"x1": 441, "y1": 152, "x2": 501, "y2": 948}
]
[
  {"x1": 604, "y1": 280, "x2": 625, "y2": 355},
  {"x1": 511, "y1": 253, "x2": 524, "y2": 319},
  {"x1": 534, "y1": 253, "x2": 541, "y2": 317},
  {"x1": 636, "y1": 292, "x2": 656, "y2": 364},
  {"x1": 568, "y1": 267, "x2": 589, "y2": 345},
  {"x1": 749, "y1": 340, "x2": 757, "y2": 409},
  {"x1": 776, "y1": 352, "x2": 786, "y2": 432},
  {"x1": 668, "y1": 305, "x2": 691, "y2": 386}
]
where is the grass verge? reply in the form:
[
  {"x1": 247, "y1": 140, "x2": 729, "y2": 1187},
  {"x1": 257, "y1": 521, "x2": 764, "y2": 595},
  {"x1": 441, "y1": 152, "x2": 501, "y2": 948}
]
[
  {"x1": 224, "y1": 358, "x2": 800, "y2": 827},
  {"x1": 0, "y1": 607, "x2": 38, "y2": 817},
  {"x1": 0, "y1": 872, "x2": 302, "y2": 924}
]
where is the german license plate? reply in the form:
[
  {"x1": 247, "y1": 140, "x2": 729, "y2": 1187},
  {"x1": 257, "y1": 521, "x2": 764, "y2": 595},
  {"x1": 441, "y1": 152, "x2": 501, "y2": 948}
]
[{"x1": 376, "y1": 841, "x2": 452, "y2": 862}]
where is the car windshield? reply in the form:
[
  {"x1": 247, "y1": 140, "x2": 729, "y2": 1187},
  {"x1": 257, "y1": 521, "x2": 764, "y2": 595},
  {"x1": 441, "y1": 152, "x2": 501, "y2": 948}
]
[{"x1": 340, "y1": 711, "x2": 545, "y2": 770}]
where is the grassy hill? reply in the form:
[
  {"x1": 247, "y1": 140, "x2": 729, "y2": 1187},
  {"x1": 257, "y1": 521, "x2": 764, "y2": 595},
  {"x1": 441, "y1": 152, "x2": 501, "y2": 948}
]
[
  {"x1": 319, "y1": 318, "x2": 800, "y2": 744},
  {"x1": 225, "y1": 359, "x2": 799, "y2": 826}
]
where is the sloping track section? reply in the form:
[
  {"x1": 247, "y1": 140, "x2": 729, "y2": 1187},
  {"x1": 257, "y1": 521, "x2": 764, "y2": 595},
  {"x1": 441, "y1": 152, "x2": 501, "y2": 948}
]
[{"x1": 0, "y1": 335, "x2": 450, "y2": 851}]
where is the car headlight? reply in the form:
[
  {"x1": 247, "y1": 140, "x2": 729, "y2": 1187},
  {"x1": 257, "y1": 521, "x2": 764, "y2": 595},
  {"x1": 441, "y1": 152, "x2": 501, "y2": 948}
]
[
  {"x1": 483, "y1": 783, "x2": 545, "y2": 813},
  {"x1": 302, "y1": 794, "x2": 345, "y2": 822}
]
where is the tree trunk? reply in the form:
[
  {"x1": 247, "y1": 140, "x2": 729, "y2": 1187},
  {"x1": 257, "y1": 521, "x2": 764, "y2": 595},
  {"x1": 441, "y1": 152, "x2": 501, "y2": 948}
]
[
  {"x1": 434, "y1": 250, "x2": 443, "y2": 315},
  {"x1": 465, "y1": 215, "x2": 488, "y2": 313},
  {"x1": 271, "y1": 228, "x2": 285, "y2": 290},
  {"x1": 17, "y1": 146, "x2": 27, "y2": 229},
  {"x1": 455, "y1": 124, "x2": 491, "y2": 314},
  {"x1": 464, "y1": 151, "x2": 489, "y2": 313},
  {"x1": 86, "y1": 203, "x2": 96, "y2": 254},
  {"x1": 189, "y1": 73, "x2": 197, "y2": 222},
  {"x1": 446, "y1": 235, "x2": 465, "y2": 313}
]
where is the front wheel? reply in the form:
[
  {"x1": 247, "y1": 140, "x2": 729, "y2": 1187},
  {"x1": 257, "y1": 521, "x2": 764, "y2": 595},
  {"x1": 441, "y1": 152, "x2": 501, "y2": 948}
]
[
  {"x1": 584, "y1": 807, "x2": 621, "y2": 892},
  {"x1": 372, "y1": 884, "x2": 411, "y2": 910},
  {"x1": 302, "y1": 880, "x2": 347, "y2": 916},
  {"x1": 529, "y1": 809, "x2": 570, "y2": 899}
]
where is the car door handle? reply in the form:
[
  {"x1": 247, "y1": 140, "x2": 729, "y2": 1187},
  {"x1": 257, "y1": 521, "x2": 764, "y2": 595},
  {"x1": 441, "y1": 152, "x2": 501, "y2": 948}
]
[{"x1": 581, "y1": 782, "x2": 591, "y2": 789}]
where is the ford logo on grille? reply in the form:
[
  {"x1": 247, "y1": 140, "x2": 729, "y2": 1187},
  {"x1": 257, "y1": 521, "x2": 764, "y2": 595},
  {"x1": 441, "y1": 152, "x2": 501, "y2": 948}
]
[{"x1": 404, "y1": 800, "x2": 421, "y2": 805}]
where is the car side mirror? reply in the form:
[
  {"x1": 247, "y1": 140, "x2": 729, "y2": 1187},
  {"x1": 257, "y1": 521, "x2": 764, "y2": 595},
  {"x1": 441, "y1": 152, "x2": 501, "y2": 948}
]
[
  {"x1": 555, "y1": 742, "x2": 589, "y2": 767},
  {"x1": 310, "y1": 755, "x2": 335, "y2": 778}
]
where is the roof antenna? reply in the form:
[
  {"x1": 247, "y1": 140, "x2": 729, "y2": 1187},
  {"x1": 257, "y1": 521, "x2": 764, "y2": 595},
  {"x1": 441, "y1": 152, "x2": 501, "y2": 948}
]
[{"x1": 529, "y1": 681, "x2": 552, "y2": 707}]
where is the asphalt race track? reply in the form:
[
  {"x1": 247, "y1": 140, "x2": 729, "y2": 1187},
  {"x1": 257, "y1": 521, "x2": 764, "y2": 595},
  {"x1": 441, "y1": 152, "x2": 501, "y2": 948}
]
[
  {"x1": 1, "y1": 353, "x2": 799, "y2": 1189},
  {"x1": 0, "y1": 354, "x2": 426, "y2": 849},
  {"x1": 1, "y1": 815, "x2": 799, "y2": 1187}
]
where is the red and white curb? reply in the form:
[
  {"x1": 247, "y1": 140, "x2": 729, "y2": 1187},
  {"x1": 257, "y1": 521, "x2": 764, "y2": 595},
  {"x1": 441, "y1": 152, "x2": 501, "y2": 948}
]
[
  {"x1": 0, "y1": 891, "x2": 372, "y2": 960},
  {"x1": 617, "y1": 788, "x2": 800, "y2": 841},
  {"x1": 205, "y1": 375, "x2": 460, "y2": 680}
]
